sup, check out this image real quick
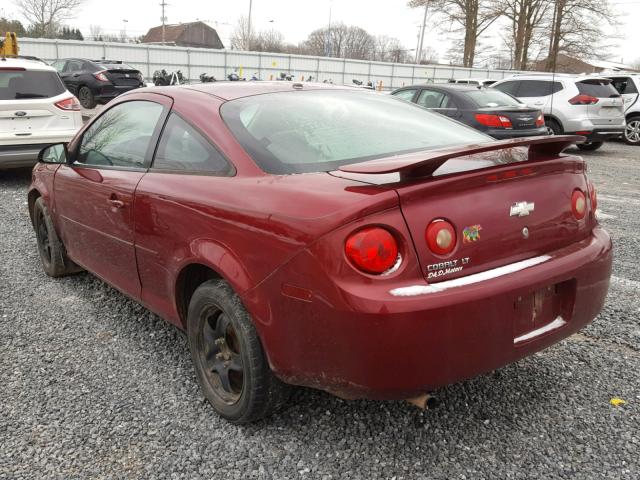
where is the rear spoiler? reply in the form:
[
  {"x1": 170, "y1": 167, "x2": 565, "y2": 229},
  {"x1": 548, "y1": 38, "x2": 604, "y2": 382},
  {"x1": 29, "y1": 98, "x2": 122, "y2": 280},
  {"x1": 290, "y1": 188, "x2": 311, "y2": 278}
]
[{"x1": 339, "y1": 135, "x2": 584, "y2": 179}]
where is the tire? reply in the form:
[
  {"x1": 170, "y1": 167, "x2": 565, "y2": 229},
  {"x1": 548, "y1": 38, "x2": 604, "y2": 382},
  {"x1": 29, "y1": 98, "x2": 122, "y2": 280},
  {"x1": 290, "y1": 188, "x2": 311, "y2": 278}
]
[
  {"x1": 77, "y1": 86, "x2": 96, "y2": 109},
  {"x1": 577, "y1": 142, "x2": 604, "y2": 151},
  {"x1": 33, "y1": 197, "x2": 82, "y2": 277},
  {"x1": 624, "y1": 117, "x2": 640, "y2": 145},
  {"x1": 545, "y1": 118, "x2": 562, "y2": 136},
  {"x1": 154, "y1": 78, "x2": 168, "y2": 86},
  {"x1": 187, "y1": 279, "x2": 291, "y2": 424}
]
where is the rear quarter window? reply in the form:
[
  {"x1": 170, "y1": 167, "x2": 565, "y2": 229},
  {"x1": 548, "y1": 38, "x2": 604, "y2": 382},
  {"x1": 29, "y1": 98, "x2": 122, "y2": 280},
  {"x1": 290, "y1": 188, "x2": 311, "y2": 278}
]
[{"x1": 0, "y1": 70, "x2": 66, "y2": 100}]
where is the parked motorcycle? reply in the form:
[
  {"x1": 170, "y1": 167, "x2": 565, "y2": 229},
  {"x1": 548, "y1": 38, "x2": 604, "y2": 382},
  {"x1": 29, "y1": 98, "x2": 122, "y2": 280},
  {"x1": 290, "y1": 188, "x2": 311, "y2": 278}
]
[
  {"x1": 153, "y1": 69, "x2": 185, "y2": 86},
  {"x1": 200, "y1": 73, "x2": 217, "y2": 83},
  {"x1": 277, "y1": 72, "x2": 294, "y2": 81}
]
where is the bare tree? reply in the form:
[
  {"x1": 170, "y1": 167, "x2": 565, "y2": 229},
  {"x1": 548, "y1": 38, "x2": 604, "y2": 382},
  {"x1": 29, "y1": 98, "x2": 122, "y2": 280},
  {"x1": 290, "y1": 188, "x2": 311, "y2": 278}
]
[
  {"x1": 545, "y1": 0, "x2": 615, "y2": 71},
  {"x1": 14, "y1": 0, "x2": 86, "y2": 38},
  {"x1": 303, "y1": 23, "x2": 375, "y2": 60},
  {"x1": 499, "y1": 0, "x2": 549, "y2": 70},
  {"x1": 253, "y1": 29, "x2": 285, "y2": 52},
  {"x1": 409, "y1": 0, "x2": 503, "y2": 67},
  {"x1": 230, "y1": 15, "x2": 255, "y2": 50},
  {"x1": 418, "y1": 45, "x2": 439, "y2": 64},
  {"x1": 88, "y1": 24, "x2": 102, "y2": 41}
]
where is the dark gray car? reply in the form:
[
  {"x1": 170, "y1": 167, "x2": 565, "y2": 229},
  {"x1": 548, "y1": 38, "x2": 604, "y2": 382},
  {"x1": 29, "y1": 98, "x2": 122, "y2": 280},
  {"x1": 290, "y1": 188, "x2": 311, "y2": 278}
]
[{"x1": 391, "y1": 84, "x2": 548, "y2": 140}]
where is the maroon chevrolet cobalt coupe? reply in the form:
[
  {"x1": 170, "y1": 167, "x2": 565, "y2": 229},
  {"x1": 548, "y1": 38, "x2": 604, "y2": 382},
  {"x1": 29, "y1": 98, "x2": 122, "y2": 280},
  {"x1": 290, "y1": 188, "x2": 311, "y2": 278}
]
[{"x1": 29, "y1": 82, "x2": 612, "y2": 423}]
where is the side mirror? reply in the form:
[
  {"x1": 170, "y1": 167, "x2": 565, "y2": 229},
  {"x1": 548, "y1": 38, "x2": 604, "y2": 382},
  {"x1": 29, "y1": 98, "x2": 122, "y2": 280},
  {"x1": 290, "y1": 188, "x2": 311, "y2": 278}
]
[{"x1": 38, "y1": 143, "x2": 69, "y2": 164}]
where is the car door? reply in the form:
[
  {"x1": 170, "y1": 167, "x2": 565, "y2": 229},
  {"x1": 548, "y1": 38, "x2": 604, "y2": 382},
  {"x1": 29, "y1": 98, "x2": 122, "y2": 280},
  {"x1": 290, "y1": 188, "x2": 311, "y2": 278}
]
[
  {"x1": 60, "y1": 60, "x2": 83, "y2": 95},
  {"x1": 609, "y1": 76, "x2": 639, "y2": 113},
  {"x1": 54, "y1": 95, "x2": 171, "y2": 298}
]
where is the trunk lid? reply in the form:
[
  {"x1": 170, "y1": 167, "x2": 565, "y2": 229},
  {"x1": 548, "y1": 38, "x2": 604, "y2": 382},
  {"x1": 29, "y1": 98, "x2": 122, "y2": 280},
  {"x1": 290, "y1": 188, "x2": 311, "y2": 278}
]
[
  {"x1": 337, "y1": 136, "x2": 594, "y2": 283},
  {"x1": 0, "y1": 96, "x2": 76, "y2": 136},
  {"x1": 98, "y1": 64, "x2": 143, "y2": 86},
  {"x1": 478, "y1": 106, "x2": 541, "y2": 130},
  {"x1": 576, "y1": 79, "x2": 625, "y2": 125}
]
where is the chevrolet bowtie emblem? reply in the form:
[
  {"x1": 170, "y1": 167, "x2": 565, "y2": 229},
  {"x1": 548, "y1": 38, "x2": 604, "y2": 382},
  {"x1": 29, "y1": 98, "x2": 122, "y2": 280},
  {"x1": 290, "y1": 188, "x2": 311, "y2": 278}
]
[{"x1": 510, "y1": 201, "x2": 535, "y2": 217}]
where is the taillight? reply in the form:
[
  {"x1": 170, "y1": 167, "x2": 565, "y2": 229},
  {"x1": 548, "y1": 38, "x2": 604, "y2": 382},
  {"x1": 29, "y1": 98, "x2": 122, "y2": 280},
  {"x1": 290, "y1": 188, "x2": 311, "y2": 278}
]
[
  {"x1": 425, "y1": 219, "x2": 456, "y2": 255},
  {"x1": 93, "y1": 70, "x2": 109, "y2": 82},
  {"x1": 535, "y1": 113, "x2": 545, "y2": 127},
  {"x1": 475, "y1": 113, "x2": 513, "y2": 129},
  {"x1": 589, "y1": 182, "x2": 597, "y2": 211},
  {"x1": 54, "y1": 96, "x2": 81, "y2": 111},
  {"x1": 571, "y1": 190, "x2": 587, "y2": 219},
  {"x1": 569, "y1": 94, "x2": 598, "y2": 105},
  {"x1": 345, "y1": 227, "x2": 399, "y2": 274}
]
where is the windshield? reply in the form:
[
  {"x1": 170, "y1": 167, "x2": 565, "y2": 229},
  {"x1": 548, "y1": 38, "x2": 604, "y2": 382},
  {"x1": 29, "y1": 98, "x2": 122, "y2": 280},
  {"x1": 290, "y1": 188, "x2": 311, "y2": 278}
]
[
  {"x1": 221, "y1": 89, "x2": 491, "y2": 174},
  {"x1": 464, "y1": 89, "x2": 523, "y2": 108},
  {"x1": 0, "y1": 70, "x2": 66, "y2": 100}
]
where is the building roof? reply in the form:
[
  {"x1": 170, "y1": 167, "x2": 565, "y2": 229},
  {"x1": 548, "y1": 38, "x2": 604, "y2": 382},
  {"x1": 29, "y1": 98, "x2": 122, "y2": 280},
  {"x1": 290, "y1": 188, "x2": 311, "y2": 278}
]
[{"x1": 141, "y1": 21, "x2": 224, "y2": 48}]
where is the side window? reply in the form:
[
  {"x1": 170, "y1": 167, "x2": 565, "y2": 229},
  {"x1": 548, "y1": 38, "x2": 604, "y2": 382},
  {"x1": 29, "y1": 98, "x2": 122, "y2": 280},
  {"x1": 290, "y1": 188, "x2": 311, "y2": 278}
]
[
  {"x1": 392, "y1": 89, "x2": 417, "y2": 102},
  {"x1": 153, "y1": 114, "x2": 232, "y2": 174},
  {"x1": 493, "y1": 81, "x2": 520, "y2": 96},
  {"x1": 518, "y1": 80, "x2": 561, "y2": 97},
  {"x1": 51, "y1": 60, "x2": 66, "y2": 72},
  {"x1": 77, "y1": 101, "x2": 163, "y2": 168},
  {"x1": 611, "y1": 77, "x2": 637, "y2": 95},
  {"x1": 66, "y1": 60, "x2": 83, "y2": 72},
  {"x1": 416, "y1": 89, "x2": 445, "y2": 108},
  {"x1": 441, "y1": 94, "x2": 459, "y2": 109}
]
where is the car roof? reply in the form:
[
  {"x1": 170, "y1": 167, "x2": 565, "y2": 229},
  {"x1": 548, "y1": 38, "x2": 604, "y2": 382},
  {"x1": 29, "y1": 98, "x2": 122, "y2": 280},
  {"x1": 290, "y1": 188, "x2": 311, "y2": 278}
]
[
  {"x1": 178, "y1": 81, "x2": 359, "y2": 101},
  {"x1": 0, "y1": 57, "x2": 55, "y2": 72},
  {"x1": 498, "y1": 74, "x2": 612, "y2": 83},
  {"x1": 394, "y1": 84, "x2": 482, "y2": 93}
]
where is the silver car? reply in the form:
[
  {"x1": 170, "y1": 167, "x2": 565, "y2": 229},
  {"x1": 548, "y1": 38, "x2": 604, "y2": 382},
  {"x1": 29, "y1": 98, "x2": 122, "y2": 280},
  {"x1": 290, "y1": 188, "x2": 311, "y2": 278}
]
[{"x1": 492, "y1": 74, "x2": 625, "y2": 151}]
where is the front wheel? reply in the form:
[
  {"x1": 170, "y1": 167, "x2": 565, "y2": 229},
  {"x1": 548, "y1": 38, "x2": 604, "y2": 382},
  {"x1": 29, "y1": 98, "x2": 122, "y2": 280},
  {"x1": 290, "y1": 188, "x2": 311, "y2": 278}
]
[
  {"x1": 33, "y1": 197, "x2": 83, "y2": 277},
  {"x1": 187, "y1": 279, "x2": 291, "y2": 424},
  {"x1": 577, "y1": 141, "x2": 604, "y2": 151},
  {"x1": 624, "y1": 118, "x2": 640, "y2": 145}
]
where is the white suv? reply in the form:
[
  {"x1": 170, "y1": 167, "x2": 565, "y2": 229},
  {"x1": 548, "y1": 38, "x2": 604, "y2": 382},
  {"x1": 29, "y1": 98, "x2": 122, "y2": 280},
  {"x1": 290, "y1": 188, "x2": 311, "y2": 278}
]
[
  {"x1": 606, "y1": 74, "x2": 640, "y2": 145},
  {"x1": 0, "y1": 57, "x2": 82, "y2": 169},
  {"x1": 492, "y1": 74, "x2": 625, "y2": 151}
]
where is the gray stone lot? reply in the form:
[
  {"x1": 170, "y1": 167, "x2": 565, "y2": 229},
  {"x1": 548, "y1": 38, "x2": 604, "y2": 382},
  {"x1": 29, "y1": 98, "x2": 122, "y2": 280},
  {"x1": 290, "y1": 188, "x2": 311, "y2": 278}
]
[{"x1": 0, "y1": 142, "x2": 638, "y2": 479}]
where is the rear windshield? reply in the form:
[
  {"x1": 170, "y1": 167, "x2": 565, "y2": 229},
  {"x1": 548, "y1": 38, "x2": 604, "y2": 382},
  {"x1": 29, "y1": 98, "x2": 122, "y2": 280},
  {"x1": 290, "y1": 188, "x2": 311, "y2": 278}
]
[
  {"x1": 577, "y1": 80, "x2": 620, "y2": 98},
  {"x1": 0, "y1": 70, "x2": 66, "y2": 100},
  {"x1": 221, "y1": 89, "x2": 491, "y2": 174},
  {"x1": 464, "y1": 89, "x2": 523, "y2": 108},
  {"x1": 98, "y1": 63, "x2": 135, "y2": 70}
]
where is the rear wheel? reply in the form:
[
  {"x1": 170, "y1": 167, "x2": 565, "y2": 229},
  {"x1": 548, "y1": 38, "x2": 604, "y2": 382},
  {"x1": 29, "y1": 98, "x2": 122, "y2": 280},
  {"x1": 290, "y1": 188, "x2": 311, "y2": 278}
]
[
  {"x1": 33, "y1": 198, "x2": 82, "y2": 277},
  {"x1": 78, "y1": 86, "x2": 96, "y2": 109},
  {"x1": 187, "y1": 279, "x2": 290, "y2": 424},
  {"x1": 577, "y1": 141, "x2": 604, "y2": 151},
  {"x1": 154, "y1": 78, "x2": 168, "y2": 86},
  {"x1": 624, "y1": 117, "x2": 640, "y2": 145},
  {"x1": 545, "y1": 118, "x2": 561, "y2": 136}
]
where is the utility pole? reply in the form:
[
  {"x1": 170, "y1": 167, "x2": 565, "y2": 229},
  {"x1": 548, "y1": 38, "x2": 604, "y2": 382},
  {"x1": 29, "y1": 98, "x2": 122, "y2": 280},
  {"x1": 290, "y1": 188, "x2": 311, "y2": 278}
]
[
  {"x1": 160, "y1": 1, "x2": 168, "y2": 45},
  {"x1": 415, "y1": 2, "x2": 428, "y2": 64},
  {"x1": 325, "y1": 0, "x2": 332, "y2": 57},
  {"x1": 247, "y1": 0, "x2": 253, "y2": 50}
]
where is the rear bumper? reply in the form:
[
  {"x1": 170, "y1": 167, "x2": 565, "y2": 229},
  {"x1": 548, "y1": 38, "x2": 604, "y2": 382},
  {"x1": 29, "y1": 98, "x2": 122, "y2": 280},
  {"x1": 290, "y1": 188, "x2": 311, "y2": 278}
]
[
  {"x1": 96, "y1": 84, "x2": 144, "y2": 103},
  {"x1": 488, "y1": 127, "x2": 548, "y2": 139},
  {"x1": 0, "y1": 132, "x2": 75, "y2": 168},
  {"x1": 246, "y1": 228, "x2": 612, "y2": 399},
  {"x1": 578, "y1": 128, "x2": 625, "y2": 143}
]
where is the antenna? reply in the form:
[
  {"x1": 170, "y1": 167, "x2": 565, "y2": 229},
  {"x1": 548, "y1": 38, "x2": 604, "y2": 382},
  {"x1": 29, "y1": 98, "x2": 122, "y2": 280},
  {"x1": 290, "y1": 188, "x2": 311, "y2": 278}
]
[{"x1": 160, "y1": 1, "x2": 169, "y2": 45}]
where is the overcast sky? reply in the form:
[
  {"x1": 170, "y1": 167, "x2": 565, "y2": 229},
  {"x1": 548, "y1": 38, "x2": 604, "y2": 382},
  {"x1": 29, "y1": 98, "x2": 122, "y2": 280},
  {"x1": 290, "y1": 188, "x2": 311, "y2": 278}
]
[{"x1": 4, "y1": 0, "x2": 640, "y2": 66}]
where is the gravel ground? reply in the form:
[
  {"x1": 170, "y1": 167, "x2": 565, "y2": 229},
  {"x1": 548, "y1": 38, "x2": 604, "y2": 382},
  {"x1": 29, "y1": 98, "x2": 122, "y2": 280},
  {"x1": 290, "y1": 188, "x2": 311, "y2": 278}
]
[{"x1": 1, "y1": 142, "x2": 638, "y2": 479}]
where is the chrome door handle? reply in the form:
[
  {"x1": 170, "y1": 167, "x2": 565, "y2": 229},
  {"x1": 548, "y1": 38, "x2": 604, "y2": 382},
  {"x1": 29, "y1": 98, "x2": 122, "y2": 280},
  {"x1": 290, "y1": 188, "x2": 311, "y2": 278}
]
[{"x1": 108, "y1": 199, "x2": 125, "y2": 208}]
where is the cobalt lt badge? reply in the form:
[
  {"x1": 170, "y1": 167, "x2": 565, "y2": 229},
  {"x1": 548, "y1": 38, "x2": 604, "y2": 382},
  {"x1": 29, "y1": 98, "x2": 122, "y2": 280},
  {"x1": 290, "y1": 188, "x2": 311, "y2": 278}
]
[{"x1": 510, "y1": 201, "x2": 535, "y2": 217}]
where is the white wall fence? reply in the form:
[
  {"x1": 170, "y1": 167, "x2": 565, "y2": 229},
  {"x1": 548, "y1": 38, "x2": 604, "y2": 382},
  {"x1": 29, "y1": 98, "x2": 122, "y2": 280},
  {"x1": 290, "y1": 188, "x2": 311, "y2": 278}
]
[{"x1": 19, "y1": 37, "x2": 525, "y2": 89}]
